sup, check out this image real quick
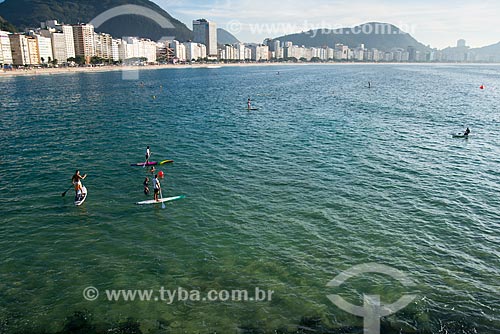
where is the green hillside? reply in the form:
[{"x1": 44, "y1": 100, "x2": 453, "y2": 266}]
[
  {"x1": 0, "y1": 15, "x2": 16, "y2": 32},
  {"x1": 0, "y1": 0, "x2": 193, "y2": 41}
]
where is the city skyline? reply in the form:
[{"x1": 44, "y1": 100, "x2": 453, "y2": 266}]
[
  {"x1": 1, "y1": 0, "x2": 499, "y2": 49},
  {"x1": 152, "y1": 0, "x2": 500, "y2": 49}
]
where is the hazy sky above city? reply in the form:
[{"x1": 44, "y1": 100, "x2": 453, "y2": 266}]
[{"x1": 153, "y1": 0, "x2": 500, "y2": 48}]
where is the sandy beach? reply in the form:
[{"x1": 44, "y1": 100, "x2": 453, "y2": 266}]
[
  {"x1": 1, "y1": 61, "x2": 497, "y2": 79},
  {"x1": 0, "y1": 62, "x2": 296, "y2": 78}
]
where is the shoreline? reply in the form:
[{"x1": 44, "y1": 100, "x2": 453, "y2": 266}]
[{"x1": 1, "y1": 61, "x2": 499, "y2": 78}]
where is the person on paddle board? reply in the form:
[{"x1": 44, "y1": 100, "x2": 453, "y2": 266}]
[
  {"x1": 145, "y1": 146, "x2": 151, "y2": 164},
  {"x1": 72, "y1": 170, "x2": 87, "y2": 197},
  {"x1": 247, "y1": 98, "x2": 251, "y2": 110},
  {"x1": 464, "y1": 128, "x2": 471, "y2": 136},
  {"x1": 153, "y1": 175, "x2": 161, "y2": 202},
  {"x1": 144, "y1": 177, "x2": 150, "y2": 196}
]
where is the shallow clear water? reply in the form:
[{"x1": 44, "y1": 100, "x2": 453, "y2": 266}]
[{"x1": 0, "y1": 64, "x2": 499, "y2": 333}]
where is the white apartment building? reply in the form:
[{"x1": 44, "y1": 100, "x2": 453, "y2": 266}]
[
  {"x1": 94, "y1": 33, "x2": 113, "y2": 59},
  {"x1": 49, "y1": 32, "x2": 67, "y2": 63},
  {"x1": 60, "y1": 25, "x2": 75, "y2": 60},
  {"x1": 122, "y1": 37, "x2": 157, "y2": 63},
  {"x1": 39, "y1": 25, "x2": 75, "y2": 63},
  {"x1": 35, "y1": 34, "x2": 53, "y2": 63},
  {"x1": 234, "y1": 43, "x2": 246, "y2": 61},
  {"x1": 244, "y1": 47, "x2": 252, "y2": 60},
  {"x1": 220, "y1": 44, "x2": 237, "y2": 60},
  {"x1": 251, "y1": 45, "x2": 269, "y2": 61},
  {"x1": 335, "y1": 44, "x2": 349, "y2": 60},
  {"x1": 170, "y1": 40, "x2": 187, "y2": 62},
  {"x1": 111, "y1": 39, "x2": 124, "y2": 62},
  {"x1": 184, "y1": 42, "x2": 207, "y2": 61},
  {"x1": 0, "y1": 30, "x2": 13, "y2": 65}
]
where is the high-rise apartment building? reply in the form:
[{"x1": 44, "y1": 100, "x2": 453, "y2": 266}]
[
  {"x1": 9, "y1": 34, "x2": 37, "y2": 65},
  {"x1": 73, "y1": 24, "x2": 95, "y2": 62},
  {"x1": 193, "y1": 19, "x2": 217, "y2": 58},
  {"x1": 0, "y1": 30, "x2": 13, "y2": 65}
]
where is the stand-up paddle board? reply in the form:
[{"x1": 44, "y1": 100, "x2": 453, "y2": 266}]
[
  {"x1": 136, "y1": 195, "x2": 185, "y2": 206},
  {"x1": 131, "y1": 162, "x2": 158, "y2": 167},
  {"x1": 75, "y1": 186, "x2": 88, "y2": 206},
  {"x1": 247, "y1": 108, "x2": 259, "y2": 111},
  {"x1": 159, "y1": 160, "x2": 174, "y2": 165},
  {"x1": 452, "y1": 133, "x2": 469, "y2": 138}
]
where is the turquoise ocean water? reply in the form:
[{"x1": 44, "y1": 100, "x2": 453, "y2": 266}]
[{"x1": 0, "y1": 64, "x2": 499, "y2": 333}]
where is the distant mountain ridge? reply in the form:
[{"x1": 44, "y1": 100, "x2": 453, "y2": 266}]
[
  {"x1": 275, "y1": 22, "x2": 430, "y2": 52},
  {"x1": 471, "y1": 42, "x2": 500, "y2": 62},
  {"x1": 0, "y1": 0, "x2": 193, "y2": 41}
]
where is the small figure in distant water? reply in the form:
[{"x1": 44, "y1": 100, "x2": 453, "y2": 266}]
[
  {"x1": 464, "y1": 127, "x2": 471, "y2": 136},
  {"x1": 144, "y1": 177, "x2": 150, "y2": 195},
  {"x1": 368, "y1": 81, "x2": 372, "y2": 89},
  {"x1": 247, "y1": 98, "x2": 252, "y2": 110},
  {"x1": 150, "y1": 166, "x2": 156, "y2": 174},
  {"x1": 153, "y1": 174, "x2": 161, "y2": 202}
]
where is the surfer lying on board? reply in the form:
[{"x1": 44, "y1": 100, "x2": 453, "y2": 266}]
[
  {"x1": 153, "y1": 175, "x2": 161, "y2": 202},
  {"x1": 72, "y1": 170, "x2": 87, "y2": 196},
  {"x1": 144, "y1": 177, "x2": 150, "y2": 196}
]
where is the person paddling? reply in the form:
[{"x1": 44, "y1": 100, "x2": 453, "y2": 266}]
[
  {"x1": 144, "y1": 177, "x2": 150, "y2": 196},
  {"x1": 247, "y1": 98, "x2": 252, "y2": 110},
  {"x1": 145, "y1": 146, "x2": 151, "y2": 164},
  {"x1": 153, "y1": 174, "x2": 161, "y2": 202},
  {"x1": 71, "y1": 170, "x2": 87, "y2": 198}
]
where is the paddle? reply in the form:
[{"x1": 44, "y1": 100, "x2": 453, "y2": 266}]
[
  {"x1": 143, "y1": 152, "x2": 152, "y2": 168},
  {"x1": 159, "y1": 188, "x2": 166, "y2": 209},
  {"x1": 62, "y1": 185, "x2": 73, "y2": 197}
]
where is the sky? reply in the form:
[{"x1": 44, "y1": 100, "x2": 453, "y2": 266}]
[{"x1": 152, "y1": 0, "x2": 500, "y2": 49}]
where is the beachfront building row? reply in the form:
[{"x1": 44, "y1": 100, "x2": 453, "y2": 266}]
[
  {"x1": 169, "y1": 40, "x2": 261, "y2": 63},
  {"x1": 219, "y1": 43, "x2": 251, "y2": 61},
  {"x1": 169, "y1": 40, "x2": 208, "y2": 63},
  {"x1": 0, "y1": 20, "x2": 161, "y2": 66},
  {"x1": 260, "y1": 38, "x2": 498, "y2": 63},
  {"x1": 235, "y1": 39, "x2": 497, "y2": 63}
]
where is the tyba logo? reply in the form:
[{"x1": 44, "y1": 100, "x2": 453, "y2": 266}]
[{"x1": 326, "y1": 263, "x2": 418, "y2": 334}]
